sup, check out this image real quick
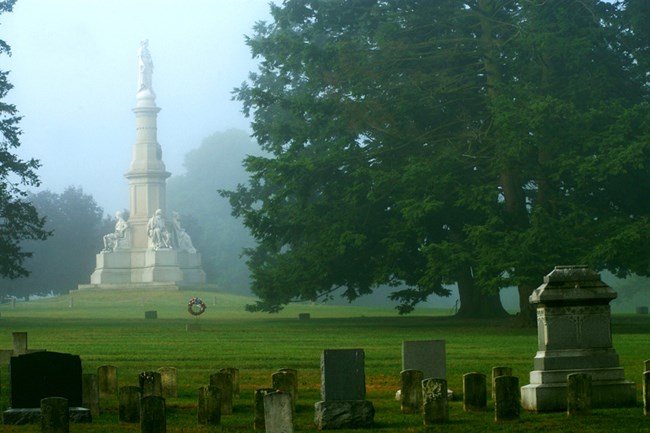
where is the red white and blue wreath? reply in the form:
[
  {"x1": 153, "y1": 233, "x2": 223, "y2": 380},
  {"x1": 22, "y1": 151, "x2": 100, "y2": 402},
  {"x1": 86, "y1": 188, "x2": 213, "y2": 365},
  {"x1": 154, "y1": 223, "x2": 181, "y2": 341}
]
[{"x1": 187, "y1": 297, "x2": 207, "y2": 316}]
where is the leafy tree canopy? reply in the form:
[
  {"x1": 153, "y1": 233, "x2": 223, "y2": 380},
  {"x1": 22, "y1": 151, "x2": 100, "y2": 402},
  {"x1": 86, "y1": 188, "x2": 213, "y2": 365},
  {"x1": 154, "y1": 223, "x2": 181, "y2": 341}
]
[
  {"x1": 0, "y1": 0, "x2": 49, "y2": 279},
  {"x1": 226, "y1": 0, "x2": 650, "y2": 318}
]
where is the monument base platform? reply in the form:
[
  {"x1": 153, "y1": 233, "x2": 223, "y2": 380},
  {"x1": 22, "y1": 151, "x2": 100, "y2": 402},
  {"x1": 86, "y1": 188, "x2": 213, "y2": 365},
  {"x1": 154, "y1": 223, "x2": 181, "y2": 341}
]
[
  {"x1": 77, "y1": 283, "x2": 219, "y2": 292},
  {"x1": 314, "y1": 400, "x2": 374, "y2": 430},
  {"x1": 2, "y1": 407, "x2": 92, "y2": 424}
]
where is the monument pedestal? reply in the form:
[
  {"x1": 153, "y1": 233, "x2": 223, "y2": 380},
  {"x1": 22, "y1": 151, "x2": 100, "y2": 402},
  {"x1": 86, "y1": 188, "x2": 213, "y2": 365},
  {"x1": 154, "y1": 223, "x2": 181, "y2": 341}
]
[
  {"x1": 521, "y1": 266, "x2": 636, "y2": 412},
  {"x1": 84, "y1": 248, "x2": 207, "y2": 289}
]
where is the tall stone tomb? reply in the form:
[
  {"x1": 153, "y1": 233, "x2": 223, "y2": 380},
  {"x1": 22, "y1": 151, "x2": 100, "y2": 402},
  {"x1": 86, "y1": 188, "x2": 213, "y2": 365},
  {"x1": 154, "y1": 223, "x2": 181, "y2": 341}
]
[
  {"x1": 80, "y1": 40, "x2": 206, "y2": 289},
  {"x1": 521, "y1": 266, "x2": 635, "y2": 411}
]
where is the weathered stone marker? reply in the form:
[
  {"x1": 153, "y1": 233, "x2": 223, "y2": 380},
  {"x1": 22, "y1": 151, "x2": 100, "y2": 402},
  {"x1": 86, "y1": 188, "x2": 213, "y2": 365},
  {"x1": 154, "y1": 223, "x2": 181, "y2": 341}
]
[
  {"x1": 220, "y1": 367, "x2": 240, "y2": 398},
  {"x1": 567, "y1": 373, "x2": 592, "y2": 416},
  {"x1": 643, "y1": 371, "x2": 650, "y2": 415},
  {"x1": 144, "y1": 310, "x2": 157, "y2": 319},
  {"x1": 644, "y1": 359, "x2": 650, "y2": 373},
  {"x1": 118, "y1": 386, "x2": 140, "y2": 423},
  {"x1": 272, "y1": 370, "x2": 297, "y2": 412},
  {"x1": 400, "y1": 369, "x2": 423, "y2": 414},
  {"x1": 81, "y1": 373, "x2": 99, "y2": 417},
  {"x1": 298, "y1": 313, "x2": 310, "y2": 320},
  {"x1": 197, "y1": 386, "x2": 221, "y2": 426},
  {"x1": 636, "y1": 306, "x2": 649, "y2": 315},
  {"x1": 402, "y1": 340, "x2": 446, "y2": 380},
  {"x1": 12, "y1": 331, "x2": 28, "y2": 355},
  {"x1": 422, "y1": 378, "x2": 448, "y2": 425},
  {"x1": 264, "y1": 392, "x2": 294, "y2": 433},
  {"x1": 491, "y1": 366, "x2": 512, "y2": 403},
  {"x1": 254, "y1": 388, "x2": 275, "y2": 430},
  {"x1": 494, "y1": 375, "x2": 519, "y2": 421},
  {"x1": 157, "y1": 367, "x2": 177, "y2": 398},
  {"x1": 210, "y1": 371, "x2": 233, "y2": 415},
  {"x1": 314, "y1": 348, "x2": 374, "y2": 429},
  {"x1": 278, "y1": 368, "x2": 298, "y2": 400},
  {"x1": 97, "y1": 365, "x2": 118, "y2": 399},
  {"x1": 140, "y1": 395, "x2": 165, "y2": 433},
  {"x1": 463, "y1": 372, "x2": 487, "y2": 412},
  {"x1": 41, "y1": 397, "x2": 69, "y2": 433},
  {"x1": 139, "y1": 371, "x2": 162, "y2": 397},
  {"x1": 521, "y1": 266, "x2": 636, "y2": 411}
]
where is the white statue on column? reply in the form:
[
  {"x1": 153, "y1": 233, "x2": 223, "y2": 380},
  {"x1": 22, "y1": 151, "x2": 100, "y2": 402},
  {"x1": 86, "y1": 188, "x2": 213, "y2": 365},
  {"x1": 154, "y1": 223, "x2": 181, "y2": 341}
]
[
  {"x1": 138, "y1": 39, "x2": 154, "y2": 93},
  {"x1": 171, "y1": 211, "x2": 197, "y2": 253},
  {"x1": 147, "y1": 209, "x2": 171, "y2": 250},
  {"x1": 102, "y1": 210, "x2": 130, "y2": 252}
]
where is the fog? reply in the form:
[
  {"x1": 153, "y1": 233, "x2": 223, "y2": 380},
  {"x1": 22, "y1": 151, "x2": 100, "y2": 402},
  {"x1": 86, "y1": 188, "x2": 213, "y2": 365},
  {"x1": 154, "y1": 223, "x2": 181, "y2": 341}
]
[{"x1": 1, "y1": 0, "x2": 273, "y2": 214}]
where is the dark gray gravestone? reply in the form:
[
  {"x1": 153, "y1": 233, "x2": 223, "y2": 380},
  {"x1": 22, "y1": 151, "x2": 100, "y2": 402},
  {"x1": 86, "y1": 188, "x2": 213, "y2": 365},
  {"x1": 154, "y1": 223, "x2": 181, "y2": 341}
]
[
  {"x1": 422, "y1": 378, "x2": 448, "y2": 425},
  {"x1": 254, "y1": 388, "x2": 275, "y2": 430},
  {"x1": 197, "y1": 385, "x2": 221, "y2": 426},
  {"x1": 402, "y1": 340, "x2": 446, "y2": 380},
  {"x1": 140, "y1": 395, "x2": 166, "y2": 433},
  {"x1": 463, "y1": 372, "x2": 487, "y2": 412},
  {"x1": 118, "y1": 386, "x2": 140, "y2": 423},
  {"x1": 400, "y1": 369, "x2": 423, "y2": 414},
  {"x1": 320, "y1": 349, "x2": 366, "y2": 401},
  {"x1": 41, "y1": 397, "x2": 69, "y2": 433},
  {"x1": 209, "y1": 371, "x2": 233, "y2": 415},
  {"x1": 10, "y1": 352, "x2": 83, "y2": 408}
]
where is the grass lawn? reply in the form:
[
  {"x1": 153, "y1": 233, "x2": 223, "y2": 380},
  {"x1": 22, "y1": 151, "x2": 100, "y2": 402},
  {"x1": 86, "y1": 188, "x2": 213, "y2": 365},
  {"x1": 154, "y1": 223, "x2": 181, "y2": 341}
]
[{"x1": 0, "y1": 287, "x2": 649, "y2": 432}]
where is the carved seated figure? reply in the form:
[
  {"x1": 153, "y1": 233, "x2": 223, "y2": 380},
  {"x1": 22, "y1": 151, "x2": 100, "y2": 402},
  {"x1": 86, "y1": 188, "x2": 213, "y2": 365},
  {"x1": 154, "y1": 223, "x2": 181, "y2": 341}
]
[{"x1": 103, "y1": 210, "x2": 131, "y2": 252}]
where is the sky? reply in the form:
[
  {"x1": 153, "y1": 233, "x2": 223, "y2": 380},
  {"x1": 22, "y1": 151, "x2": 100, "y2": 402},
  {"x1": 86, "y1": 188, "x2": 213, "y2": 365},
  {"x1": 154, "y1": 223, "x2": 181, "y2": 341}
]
[{"x1": 1, "y1": 0, "x2": 274, "y2": 214}]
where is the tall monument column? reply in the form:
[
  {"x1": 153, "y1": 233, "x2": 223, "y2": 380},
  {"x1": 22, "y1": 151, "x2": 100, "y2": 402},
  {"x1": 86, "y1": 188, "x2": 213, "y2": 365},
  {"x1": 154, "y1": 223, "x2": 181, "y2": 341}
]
[
  {"x1": 81, "y1": 41, "x2": 207, "y2": 289},
  {"x1": 125, "y1": 39, "x2": 170, "y2": 251}
]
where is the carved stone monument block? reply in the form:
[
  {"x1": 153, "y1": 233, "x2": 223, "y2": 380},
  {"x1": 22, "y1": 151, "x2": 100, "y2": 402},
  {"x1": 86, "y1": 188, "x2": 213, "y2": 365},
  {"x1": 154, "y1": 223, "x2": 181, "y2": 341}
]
[{"x1": 521, "y1": 266, "x2": 636, "y2": 412}]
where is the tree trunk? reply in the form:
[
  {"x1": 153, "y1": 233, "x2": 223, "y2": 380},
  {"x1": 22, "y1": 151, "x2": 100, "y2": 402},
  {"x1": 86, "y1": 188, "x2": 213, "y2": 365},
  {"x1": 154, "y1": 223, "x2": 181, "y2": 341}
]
[
  {"x1": 517, "y1": 283, "x2": 537, "y2": 327},
  {"x1": 455, "y1": 265, "x2": 509, "y2": 319}
]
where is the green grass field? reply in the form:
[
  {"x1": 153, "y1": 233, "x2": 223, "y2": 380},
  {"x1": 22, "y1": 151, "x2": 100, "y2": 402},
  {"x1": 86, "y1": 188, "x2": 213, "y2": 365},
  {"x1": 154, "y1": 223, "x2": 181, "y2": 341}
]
[{"x1": 0, "y1": 288, "x2": 649, "y2": 432}]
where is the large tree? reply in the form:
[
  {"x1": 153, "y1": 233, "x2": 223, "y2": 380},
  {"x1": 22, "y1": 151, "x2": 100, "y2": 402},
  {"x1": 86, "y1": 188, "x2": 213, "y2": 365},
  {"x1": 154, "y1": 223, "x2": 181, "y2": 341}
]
[
  {"x1": 226, "y1": 0, "x2": 650, "y2": 319},
  {"x1": 0, "y1": 187, "x2": 109, "y2": 297},
  {"x1": 0, "y1": 0, "x2": 49, "y2": 279},
  {"x1": 167, "y1": 129, "x2": 260, "y2": 294}
]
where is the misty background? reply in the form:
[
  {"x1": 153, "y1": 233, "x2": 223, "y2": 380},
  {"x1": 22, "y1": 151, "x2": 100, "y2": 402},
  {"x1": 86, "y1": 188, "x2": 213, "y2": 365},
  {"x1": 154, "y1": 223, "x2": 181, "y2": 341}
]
[{"x1": 0, "y1": 0, "x2": 646, "y2": 312}]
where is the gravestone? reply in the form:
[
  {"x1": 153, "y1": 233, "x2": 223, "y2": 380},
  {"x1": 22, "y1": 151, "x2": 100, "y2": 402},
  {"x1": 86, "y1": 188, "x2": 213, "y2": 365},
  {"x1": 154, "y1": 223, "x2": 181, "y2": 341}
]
[
  {"x1": 402, "y1": 340, "x2": 446, "y2": 380},
  {"x1": 41, "y1": 397, "x2": 69, "y2": 433},
  {"x1": 139, "y1": 371, "x2": 162, "y2": 397},
  {"x1": 157, "y1": 367, "x2": 177, "y2": 398},
  {"x1": 272, "y1": 370, "x2": 297, "y2": 412},
  {"x1": 278, "y1": 368, "x2": 298, "y2": 400},
  {"x1": 645, "y1": 359, "x2": 650, "y2": 373},
  {"x1": 97, "y1": 365, "x2": 118, "y2": 398},
  {"x1": 12, "y1": 331, "x2": 28, "y2": 355},
  {"x1": 491, "y1": 366, "x2": 512, "y2": 402},
  {"x1": 298, "y1": 313, "x2": 310, "y2": 320},
  {"x1": 145, "y1": 310, "x2": 157, "y2": 319},
  {"x1": 643, "y1": 371, "x2": 650, "y2": 415},
  {"x1": 254, "y1": 388, "x2": 275, "y2": 430},
  {"x1": 422, "y1": 378, "x2": 448, "y2": 424},
  {"x1": 118, "y1": 386, "x2": 140, "y2": 423},
  {"x1": 140, "y1": 395, "x2": 166, "y2": 433},
  {"x1": 400, "y1": 369, "x2": 423, "y2": 414},
  {"x1": 264, "y1": 392, "x2": 294, "y2": 433},
  {"x1": 220, "y1": 367, "x2": 240, "y2": 397},
  {"x1": 463, "y1": 372, "x2": 487, "y2": 412},
  {"x1": 495, "y1": 375, "x2": 520, "y2": 421},
  {"x1": 314, "y1": 348, "x2": 374, "y2": 430},
  {"x1": 636, "y1": 306, "x2": 649, "y2": 315},
  {"x1": 81, "y1": 373, "x2": 99, "y2": 417},
  {"x1": 197, "y1": 385, "x2": 221, "y2": 425},
  {"x1": 210, "y1": 371, "x2": 233, "y2": 415},
  {"x1": 2, "y1": 351, "x2": 91, "y2": 425},
  {"x1": 520, "y1": 266, "x2": 636, "y2": 411},
  {"x1": 567, "y1": 373, "x2": 592, "y2": 416}
]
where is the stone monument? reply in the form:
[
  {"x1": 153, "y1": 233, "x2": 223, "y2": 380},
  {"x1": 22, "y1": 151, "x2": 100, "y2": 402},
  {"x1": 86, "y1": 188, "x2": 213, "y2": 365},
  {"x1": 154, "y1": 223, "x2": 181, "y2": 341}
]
[
  {"x1": 80, "y1": 40, "x2": 206, "y2": 290},
  {"x1": 520, "y1": 266, "x2": 636, "y2": 411}
]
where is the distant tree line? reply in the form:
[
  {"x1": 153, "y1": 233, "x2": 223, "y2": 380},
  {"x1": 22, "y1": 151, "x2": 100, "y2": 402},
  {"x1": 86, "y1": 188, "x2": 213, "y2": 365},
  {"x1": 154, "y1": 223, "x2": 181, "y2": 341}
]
[{"x1": 222, "y1": 0, "x2": 650, "y2": 324}]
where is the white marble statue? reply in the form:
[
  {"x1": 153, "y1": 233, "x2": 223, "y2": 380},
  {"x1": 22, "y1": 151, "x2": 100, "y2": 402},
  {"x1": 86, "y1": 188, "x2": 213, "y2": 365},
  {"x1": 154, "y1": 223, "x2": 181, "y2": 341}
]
[
  {"x1": 138, "y1": 39, "x2": 154, "y2": 92},
  {"x1": 171, "y1": 211, "x2": 197, "y2": 253},
  {"x1": 103, "y1": 210, "x2": 130, "y2": 252},
  {"x1": 147, "y1": 209, "x2": 171, "y2": 250}
]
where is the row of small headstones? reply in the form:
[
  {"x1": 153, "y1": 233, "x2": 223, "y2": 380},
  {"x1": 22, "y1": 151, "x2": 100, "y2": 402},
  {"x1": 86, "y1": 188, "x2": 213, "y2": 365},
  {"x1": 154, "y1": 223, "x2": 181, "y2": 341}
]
[
  {"x1": 87, "y1": 365, "x2": 296, "y2": 430},
  {"x1": 401, "y1": 367, "x2": 581, "y2": 424}
]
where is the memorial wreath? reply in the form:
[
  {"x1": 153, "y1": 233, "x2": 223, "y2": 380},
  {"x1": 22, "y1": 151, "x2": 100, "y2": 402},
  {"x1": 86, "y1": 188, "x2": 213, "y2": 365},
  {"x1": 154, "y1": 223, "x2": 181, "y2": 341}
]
[{"x1": 187, "y1": 297, "x2": 207, "y2": 316}]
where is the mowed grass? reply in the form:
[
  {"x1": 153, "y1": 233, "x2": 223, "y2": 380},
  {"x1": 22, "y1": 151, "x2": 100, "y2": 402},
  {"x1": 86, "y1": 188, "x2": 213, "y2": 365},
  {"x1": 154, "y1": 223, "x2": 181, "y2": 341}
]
[{"x1": 0, "y1": 288, "x2": 649, "y2": 432}]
